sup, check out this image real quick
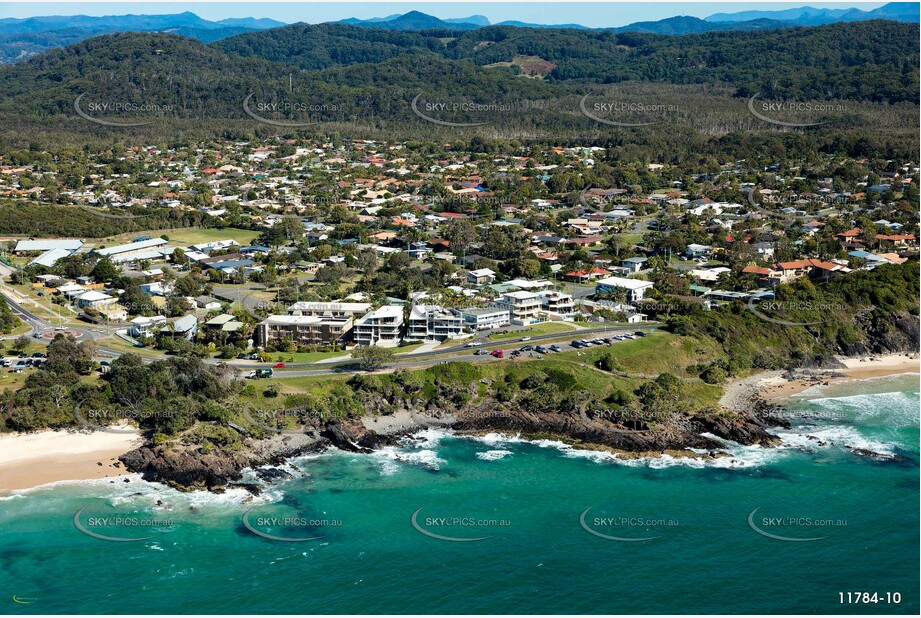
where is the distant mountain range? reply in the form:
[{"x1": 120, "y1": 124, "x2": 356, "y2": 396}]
[
  {"x1": 335, "y1": 3, "x2": 918, "y2": 31},
  {"x1": 0, "y1": 11, "x2": 284, "y2": 62},
  {"x1": 706, "y1": 2, "x2": 919, "y2": 24},
  {"x1": 0, "y1": 4, "x2": 917, "y2": 63}
]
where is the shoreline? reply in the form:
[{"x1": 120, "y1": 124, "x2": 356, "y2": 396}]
[
  {"x1": 0, "y1": 427, "x2": 141, "y2": 494},
  {"x1": 721, "y1": 352, "x2": 920, "y2": 412},
  {"x1": 3, "y1": 353, "x2": 916, "y2": 494}
]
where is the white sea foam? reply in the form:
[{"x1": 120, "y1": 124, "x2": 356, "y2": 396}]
[
  {"x1": 370, "y1": 446, "x2": 446, "y2": 472},
  {"x1": 773, "y1": 424, "x2": 897, "y2": 456},
  {"x1": 400, "y1": 427, "x2": 452, "y2": 447},
  {"x1": 471, "y1": 432, "x2": 525, "y2": 445},
  {"x1": 476, "y1": 449, "x2": 513, "y2": 461},
  {"x1": 462, "y1": 432, "x2": 781, "y2": 468},
  {"x1": 806, "y1": 390, "x2": 919, "y2": 428}
]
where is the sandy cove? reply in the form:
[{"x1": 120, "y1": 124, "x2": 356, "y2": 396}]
[
  {"x1": 721, "y1": 353, "x2": 920, "y2": 412},
  {"x1": 0, "y1": 427, "x2": 141, "y2": 493}
]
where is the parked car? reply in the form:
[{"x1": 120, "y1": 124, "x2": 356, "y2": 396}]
[
  {"x1": 549, "y1": 345, "x2": 562, "y2": 352},
  {"x1": 489, "y1": 349, "x2": 504, "y2": 358},
  {"x1": 510, "y1": 350, "x2": 522, "y2": 357},
  {"x1": 635, "y1": 331, "x2": 647, "y2": 337},
  {"x1": 571, "y1": 340, "x2": 584, "y2": 348},
  {"x1": 521, "y1": 345, "x2": 533, "y2": 352},
  {"x1": 474, "y1": 349, "x2": 489, "y2": 355},
  {"x1": 535, "y1": 345, "x2": 548, "y2": 354}
]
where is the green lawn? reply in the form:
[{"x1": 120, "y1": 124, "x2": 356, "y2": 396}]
[
  {"x1": 487, "y1": 322, "x2": 576, "y2": 341},
  {"x1": 553, "y1": 330, "x2": 720, "y2": 378},
  {"x1": 271, "y1": 373, "x2": 351, "y2": 394},
  {"x1": 97, "y1": 336, "x2": 167, "y2": 359},
  {"x1": 265, "y1": 349, "x2": 350, "y2": 364},
  {"x1": 98, "y1": 227, "x2": 260, "y2": 248},
  {"x1": 393, "y1": 342, "x2": 424, "y2": 355}
]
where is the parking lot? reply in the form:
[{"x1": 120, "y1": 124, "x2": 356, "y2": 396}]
[
  {"x1": 0, "y1": 353, "x2": 47, "y2": 372},
  {"x1": 467, "y1": 331, "x2": 649, "y2": 359}
]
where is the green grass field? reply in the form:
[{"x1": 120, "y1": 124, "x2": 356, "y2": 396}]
[
  {"x1": 266, "y1": 349, "x2": 350, "y2": 364},
  {"x1": 97, "y1": 227, "x2": 260, "y2": 249},
  {"x1": 487, "y1": 322, "x2": 576, "y2": 341},
  {"x1": 553, "y1": 330, "x2": 720, "y2": 378}
]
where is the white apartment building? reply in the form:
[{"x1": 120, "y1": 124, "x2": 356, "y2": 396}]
[
  {"x1": 256, "y1": 314, "x2": 354, "y2": 348},
  {"x1": 454, "y1": 306, "x2": 511, "y2": 331},
  {"x1": 501, "y1": 291, "x2": 542, "y2": 325},
  {"x1": 407, "y1": 304, "x2": 464, "y2": 341},
  {"x1": 287, "y1": 301, "x2": 371, "y2": 318},
  {"x1": 538, "y1": 290, "x2": 576, "y2": 318},
  {"x1": 353, "y1": 306, "x2": 404, "y2": 347}
]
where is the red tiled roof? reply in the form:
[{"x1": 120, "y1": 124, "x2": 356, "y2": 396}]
[
  {"x1": 876, "y1": 234, "x2": 916, "y2": 241},
  {"x1": 777, "y1": 260, "x2": 811, "y2": 270},
  {"x1": 837, "y1": 228, "x2": 862, "y2": 238}
]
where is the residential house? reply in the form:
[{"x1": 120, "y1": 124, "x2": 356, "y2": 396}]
[
  {"x1": 620, "y1": 257, "x2": 648, "y2": 273},
  {"x1": 467, "y1": 268, "x2": 497, "y2": 285},
  {"x1": 595, "y1": 276, "x2": 655, "y2": 302},
  {"x1": 128, "y1": 315, "x2": 167, "y2": 338},
  {"x1": 685, "y1": 244, "x2": 712, "y2": 258},
  {"x1": 75, "y1": 290, "x2": 116, "y2": 310},
  {"x1": 160, "y1": 315, "x2": 198, "y2": 340}
]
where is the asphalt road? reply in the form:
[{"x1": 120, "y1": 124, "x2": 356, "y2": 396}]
[
  {"x1": 3, "y1": 285, "x2": 659, "y2": 379},
  {"x1": 235, "y1": 323, "x2": 660, "y2": 378}
]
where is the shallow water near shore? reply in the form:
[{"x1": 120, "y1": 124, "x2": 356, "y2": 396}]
[{"x1": 1, "y1": 374, "x2": 918, "y2": 614}]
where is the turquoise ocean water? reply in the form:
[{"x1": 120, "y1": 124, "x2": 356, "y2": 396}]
[{"x1": 1, "y1": 374, "x2": 918, "y2": 614}]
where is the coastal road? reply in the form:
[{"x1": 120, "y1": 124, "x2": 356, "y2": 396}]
[
  {"x1": 236, "y1": 324, "x2": 660, "y2": 378},
  {"x1": 4, "y1": 284, "x2": 658, "y2": 378}
]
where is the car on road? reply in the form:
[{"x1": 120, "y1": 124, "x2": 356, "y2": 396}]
[
  {"x1": 520, "y1": 336, "x2": 532, "y2": 341},
  {"x1": 464, "y1": 341, "x2": 482, "y2": 347},
  {"x1": 54, "y1": 326, "x2": 68, "y2": 331},
  {"x1": 273, "y1": 362, "x2": 286, "y2": 369}
]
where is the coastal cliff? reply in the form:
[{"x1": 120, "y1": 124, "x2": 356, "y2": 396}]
[{"x1": 120, "y1": 395, "x2": 781, "y2": 492}]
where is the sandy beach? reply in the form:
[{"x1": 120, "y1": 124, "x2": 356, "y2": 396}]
[
  {"x1": 0, "y1": 427, "x2": 141, "y2": 492},
  {"x1": 722, "y1": 352, "x2": 920, "y2": 411}
]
